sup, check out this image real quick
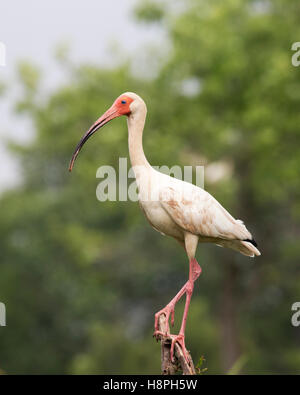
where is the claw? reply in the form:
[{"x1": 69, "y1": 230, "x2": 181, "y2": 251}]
[
  {"x1": 169, "y1": 334, "x2": 190, "y2": 365},
  {"x1": 154, "y1": 303, "x2": 175, "y2": 333},
  {"x1": 154, "y1": 329, "x2": 191, "y2": 366},
  {"x1": 153, "y1": 330, "x2": 165, "y2": 341},
  {"x1": 171, "y1": 309, "x2": 175, "y2": 327}
]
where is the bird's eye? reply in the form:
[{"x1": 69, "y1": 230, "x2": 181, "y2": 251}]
[{"x1": 121, "y1": 100, "x2": 126, "y2": 104}]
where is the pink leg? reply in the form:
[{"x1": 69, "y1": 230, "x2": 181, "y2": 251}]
[
  {"x1": 169, "y1": 280, "x2": 194, "y2": 362},
  {"x1": 154, "y1": 280, "x2": 189, "y2": 333},
  {"x1": 154, "y1": 258, "x2": 202, "y2": 362}
]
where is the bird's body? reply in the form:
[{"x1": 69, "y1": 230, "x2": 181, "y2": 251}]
[
  {"x1": 125, "y1": 92, "x2": 260, "y2": 259},
  {"x1": 69, "y1": 91, "x2": 260, "y2": 364},
  {"x1": 137, "y1": 167, "x2": 260, "y2": 257}
]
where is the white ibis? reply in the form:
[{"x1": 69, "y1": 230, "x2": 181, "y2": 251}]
[{"x1": 69, "y1": 92, "x2": 260, "y2": 364}]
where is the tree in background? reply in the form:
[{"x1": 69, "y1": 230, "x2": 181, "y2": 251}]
[{"x1": 0, "y1": 0, "x2": 299, "y2": 374}]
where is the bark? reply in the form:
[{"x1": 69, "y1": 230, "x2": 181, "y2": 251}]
[{"x1": 156, "y1": 314, "x2": 196, "y2": 375}]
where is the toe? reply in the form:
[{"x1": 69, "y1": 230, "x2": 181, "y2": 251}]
[{"x1": 169, "y1": 334, "x2": 190, "y2": 365}]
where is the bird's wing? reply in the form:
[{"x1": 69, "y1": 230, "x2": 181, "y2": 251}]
[{"x1": 159, "y1": 184, "x2": 252, "y2": 241}]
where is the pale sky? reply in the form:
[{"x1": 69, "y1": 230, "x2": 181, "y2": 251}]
[{"x1": 0, "y1": 0, "x2": 162, "y2": 190}]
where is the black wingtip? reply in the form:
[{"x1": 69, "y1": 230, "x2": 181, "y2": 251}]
[{"x1": 244, "y1": 238, "x2": 258, "y2": 247}]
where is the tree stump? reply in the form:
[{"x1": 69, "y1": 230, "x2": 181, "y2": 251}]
[{"x1": 156, "y1": 314, "x2": 196, "y2": 375}]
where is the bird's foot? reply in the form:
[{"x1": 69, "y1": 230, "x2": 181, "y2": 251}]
[
  {"x1": 153, "y1": 331, "x2": 191, "y2": 366},
  {"x1": 153, "y1": 302, "x2": 175, "y2": 336},
  {"x1": 152, "y1": 330, "x2": 165, "y2": 342},
  {"x1": 169, "y1": 333, "x2": 190, "y2": 365}
]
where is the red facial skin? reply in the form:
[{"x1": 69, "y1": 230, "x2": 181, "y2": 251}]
[
  {"x1": 69, "y1": 95, "x2": 133, "y2": 171},
  {"x1": 113, "y1": 95, "x2": 134, "y2": 116}
]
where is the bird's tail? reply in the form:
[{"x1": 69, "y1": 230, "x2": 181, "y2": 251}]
[
  {"x1": 217, "y1": 239, "x2": 261, "y2": 257},
  {"x1": 237, "y1": 240, "x2": 261, "y2": 257}
]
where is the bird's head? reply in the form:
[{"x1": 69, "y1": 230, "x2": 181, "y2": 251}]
[{"x1": 69, "y1": 92, "x2": 145, "y2": 172}]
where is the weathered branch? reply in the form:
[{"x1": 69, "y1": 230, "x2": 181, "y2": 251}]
[{"x1": 156, "y1": 314, "x2": 196, "y2": 375}]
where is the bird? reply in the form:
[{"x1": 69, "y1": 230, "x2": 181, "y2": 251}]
[{"x1": 69, "y1": 92, "x2": 260, "y2": 365}]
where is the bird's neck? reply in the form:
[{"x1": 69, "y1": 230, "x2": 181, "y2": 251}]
[{"x1": 127, "y1": 110, "x2": 150, "y2": 170}]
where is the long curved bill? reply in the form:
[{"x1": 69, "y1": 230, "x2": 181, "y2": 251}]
[{"x1": 69, "y1": 106, "x2": 119, "y2": 172}]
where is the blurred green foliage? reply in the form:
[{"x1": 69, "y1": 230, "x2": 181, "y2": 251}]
[{"x1": 0, "y1": 0, "x2": 300, "y2": 374}]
